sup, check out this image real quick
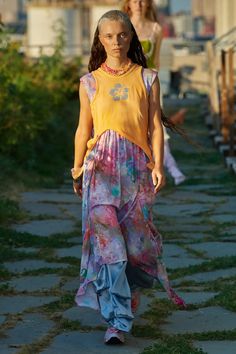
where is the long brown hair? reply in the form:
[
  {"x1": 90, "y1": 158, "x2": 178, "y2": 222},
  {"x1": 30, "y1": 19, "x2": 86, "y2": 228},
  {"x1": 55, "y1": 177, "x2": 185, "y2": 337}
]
[
  {"x1": 121, "y1": 0, "x2": 158, "y2": 21},
  {"x1": 88, "y1": 10, "x2": 177, "y2": 132}
]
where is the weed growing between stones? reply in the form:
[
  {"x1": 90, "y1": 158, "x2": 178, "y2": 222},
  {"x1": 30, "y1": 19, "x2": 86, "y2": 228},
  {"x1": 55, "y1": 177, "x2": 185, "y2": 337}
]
[
  {"x1": 59, "y1": 266, "x2": 80, "y2": 277},
  {"x1": 132, "y1": 324, "x2": 156, "y2": 338},
  {"x1": 206, "y1": 282, "x2": 236, "y2": 312},
  {"x1": 16, "y1": 326, "x2": 60, "y2": 354},
  {"x1": 182, "y1": 246, "x2": 207, "y2": 259},
  {"x1": 0, "y1": 247, "x2": 36, "y2": 263},
  {"x1": 141, "y1": 336, "x2": 206, "y2": 354},
  {"x1": 0, "y1": 198, "x2": 23, "y2": 224},
  {"x1": 21, "y1": 266, "x2": 79, "y2": 278},
  {"x1": 0, "y1": 267, "x2": 12, "y2": 281},
  {"x1": 15, "y1": 320, "x2": 100, "y2": 354},
  {"x1": 184, "y1": 329, "x2": 236, "y2": 341},
  {"x1": 0, "y1": 283, "x2": 13, "y2": 295},
  {"x1": 27, "y1": 214, "x2": 61, "y2": 221},
  {"x1": 135, "y1": 327, "x2": 236, "y2": 352},
  {"x1": 0, "y1": 227, "x2": 81, "y2": 249},
  {"x1": 206, "y1": 189, "x2": 236, "y2": 196},
  {"x1": 59, "y1": 319, "x2": 82, "y2": 331},
  {"x1": 170, "y1": 256, "x2": 236, "y2": 279},
  {"x1": 144, "y1": 299, "x2": 176, "y2": 327},
  {"x1": 42, "y1": 294, "x2": 75, "y2": 314}
]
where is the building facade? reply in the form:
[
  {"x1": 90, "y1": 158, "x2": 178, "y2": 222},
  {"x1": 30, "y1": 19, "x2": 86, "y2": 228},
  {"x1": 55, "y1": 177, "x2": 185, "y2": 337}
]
[
  {"x1": 192, "y1": 0, "x2": 215, "y2": 18},
  {"x1": 192, "y1": 0, "x2": 215, "y2": 37},
  {"x1": 26, "y1": 0, "x2": 120, "y2": 58},
  {"x1": 0, "y1": 0, "x2": 26, "y2": 24},
  {"x1": 215, "y1": 0, "x2": 236, "y2": 37}
]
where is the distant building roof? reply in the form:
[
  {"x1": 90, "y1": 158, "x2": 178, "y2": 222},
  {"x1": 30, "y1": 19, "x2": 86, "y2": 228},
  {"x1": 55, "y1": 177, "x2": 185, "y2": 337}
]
[{"x1": 28, "y1": 0, "x2": 119, "y2": 5}]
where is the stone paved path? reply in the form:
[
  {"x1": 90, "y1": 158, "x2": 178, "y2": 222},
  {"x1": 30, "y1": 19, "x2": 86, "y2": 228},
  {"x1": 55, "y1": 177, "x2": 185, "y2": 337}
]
[{"x1": 1, "y1": 101, "x2": 236, "y2": 353}]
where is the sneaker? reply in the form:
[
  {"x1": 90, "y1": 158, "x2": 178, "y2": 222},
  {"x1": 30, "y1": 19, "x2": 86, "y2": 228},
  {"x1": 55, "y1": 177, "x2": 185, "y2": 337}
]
[
  {"x1": 104, "y1": 327, "x2": 125, "y2": 345},
  {"x1": 131, "y1": 291, "x2": 140, "y2": 313}
]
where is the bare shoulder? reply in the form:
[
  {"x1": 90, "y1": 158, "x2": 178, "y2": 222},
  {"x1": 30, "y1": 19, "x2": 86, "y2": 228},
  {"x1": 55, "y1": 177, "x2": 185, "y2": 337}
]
[{"x1": 152, "y1": 21, "x2": 162, "y2": 35}]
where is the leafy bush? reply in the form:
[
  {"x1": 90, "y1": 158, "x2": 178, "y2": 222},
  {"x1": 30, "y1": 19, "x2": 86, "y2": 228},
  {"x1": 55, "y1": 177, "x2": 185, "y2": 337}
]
[
  {"x1": 0, "y1": 197, "x2": 23, "y2": 224},
  {"x1": 0, "y1": 25, "x2": 81, "y2": 177}
]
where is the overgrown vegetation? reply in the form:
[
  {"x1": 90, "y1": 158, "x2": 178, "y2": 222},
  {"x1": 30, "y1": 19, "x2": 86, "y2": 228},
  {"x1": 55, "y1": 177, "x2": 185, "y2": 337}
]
[
  {"x1": 0, "y1": 24, "x2": 81, "y2": 223},
  {"x1": 142, "y1": 336, "x2": 205, "y2": 354},
  {"x1": 0, "y1": 197, "x2": 25, "y2": 224},
  {"x1": 0, "y1": 226, "x2": 80, "y2": 251}
]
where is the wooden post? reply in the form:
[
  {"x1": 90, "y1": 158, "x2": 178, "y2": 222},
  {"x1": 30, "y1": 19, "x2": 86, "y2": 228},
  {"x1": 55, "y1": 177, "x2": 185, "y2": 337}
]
[
  {"x1": 228, "y1": 47, "x2": 235, "y2": 156},
  {"x1": 228, "y1": 47, "x2": 234, "y2": 122},
  {"x1": 220, "y1": 49, "x2": 229, "y2": 142},
  {"x1": 206, "y1": 41, "x2": 219, "y2": 116}
]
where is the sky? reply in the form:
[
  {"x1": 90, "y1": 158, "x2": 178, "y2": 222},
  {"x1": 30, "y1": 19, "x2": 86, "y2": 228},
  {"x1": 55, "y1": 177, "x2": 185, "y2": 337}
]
[{"x1": 170, "y1": 0, "x2": 192, "y2": 13}]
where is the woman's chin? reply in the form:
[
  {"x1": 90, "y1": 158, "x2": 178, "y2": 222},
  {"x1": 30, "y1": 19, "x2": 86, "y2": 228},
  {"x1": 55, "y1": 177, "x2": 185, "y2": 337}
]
[{"x1": 109, "y1": 51, "x2": 127, "y2": 59}]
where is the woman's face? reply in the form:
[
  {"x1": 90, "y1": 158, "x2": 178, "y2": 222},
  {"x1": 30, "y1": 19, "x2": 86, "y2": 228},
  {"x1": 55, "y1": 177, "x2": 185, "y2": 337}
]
[
  {"x1": 99, "y1": 20, "x2": 132, "y2": 59},
  {"x1": 128, "y1": 0, "x2": 149, "y2": 17}
]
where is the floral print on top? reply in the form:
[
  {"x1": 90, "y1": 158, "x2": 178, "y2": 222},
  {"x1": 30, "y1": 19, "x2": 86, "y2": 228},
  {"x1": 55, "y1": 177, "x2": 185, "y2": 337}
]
[{"x1": 109, "y1": 83, "x2": 129, "y2": 101}]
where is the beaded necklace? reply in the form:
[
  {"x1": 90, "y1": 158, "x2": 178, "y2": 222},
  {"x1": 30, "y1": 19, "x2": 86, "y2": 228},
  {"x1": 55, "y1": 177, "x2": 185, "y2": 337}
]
[{"x1": 101, "y1": 60, "x2": 132, "y2": 76}]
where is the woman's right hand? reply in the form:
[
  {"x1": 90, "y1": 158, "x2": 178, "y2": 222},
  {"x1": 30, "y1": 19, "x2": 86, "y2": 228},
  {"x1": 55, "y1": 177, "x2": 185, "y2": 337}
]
[{"x1": 151, "y1": 167, "x2": 166, "y2": 194}]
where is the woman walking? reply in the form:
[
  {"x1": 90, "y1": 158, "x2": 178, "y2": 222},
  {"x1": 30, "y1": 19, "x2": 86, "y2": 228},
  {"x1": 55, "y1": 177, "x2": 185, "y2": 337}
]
[
  {"x1": 72, "y1": 10, "x2": 185, "y2": 345},
  {"x1": 122, "y1": 0, "x2": 186, "y2": 185}
]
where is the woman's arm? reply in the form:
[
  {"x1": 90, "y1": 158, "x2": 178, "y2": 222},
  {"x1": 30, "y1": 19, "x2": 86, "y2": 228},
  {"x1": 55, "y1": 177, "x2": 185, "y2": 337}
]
[
  {"x1": 72, "y1": 82, "x2": 93, "y2": 179},
  {"x1": 148, "y1": 76, "x2": 165, "y2": 193},
  {"x1": 153, "y1": 25, "x2": 163, "y2": 71}
]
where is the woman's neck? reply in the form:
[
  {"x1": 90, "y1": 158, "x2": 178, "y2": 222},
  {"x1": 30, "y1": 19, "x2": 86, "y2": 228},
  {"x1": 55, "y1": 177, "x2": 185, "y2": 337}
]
[
  {"x1": 105, "y1": 56, "x2": 130, "y2": 69},
  {"x1": 130, "y1": 14, "x2": 147, "y2": 28}
]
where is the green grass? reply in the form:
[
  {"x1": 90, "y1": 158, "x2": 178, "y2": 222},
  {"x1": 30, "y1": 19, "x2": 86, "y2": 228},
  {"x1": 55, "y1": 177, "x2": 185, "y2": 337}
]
[
  {"x1": 16, "y1": 265, "x2": 79, "y2": 279},
  {"x1": 0, "y1": 246, "x2": 38, "y2": 263},
  {"x1": 0, "y1": 282, "x2": 13, "y2": 295},
  {"x1": 205, "y1": 281, "x2": 236, "y2": 312},
  {"x1": 170, "y1": 256, "x2": 236, "y2": 279},
  {"x1": 140, "y1": 329, "x2": 236, "y2": 354},
  {"x1": 42, "y1": 294, "x2": 75, "y2": 313},
  {"x1": 0, "y1": 228, "x2": 82, "y2": 280},
  {"x1": 0, "y1": 197, "x2": 26, "y2": 226},
  {"x1": 142, "y1": 298, "x2": 176, "y2": 327},
  {"x1": 59, "y1": 319, "x2": 82, "y2": 331},
  {"x1": 15, "y1": 318, "x2": 94, "y2": 354},
  {"x1": 182, "y1": 246, "x2": 207, "y2": 259},
  {"x1": 0, "y1": 227, "x2": 81, "y2": 249},
  {"x1": 0, "y1": 266, "x2": 12, "y2": 281},
  {"x1": 142, "y1": 336, "x2": 205, "y2": 354},
  {"x1": 185, "y1": 329, "x2": 236, "y2": 341}
]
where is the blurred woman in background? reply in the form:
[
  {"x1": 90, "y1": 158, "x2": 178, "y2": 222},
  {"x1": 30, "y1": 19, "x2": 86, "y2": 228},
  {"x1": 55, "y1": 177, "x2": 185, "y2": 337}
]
[{"x1": 122, "y1": 0, "x2": 187, "y2": 185}]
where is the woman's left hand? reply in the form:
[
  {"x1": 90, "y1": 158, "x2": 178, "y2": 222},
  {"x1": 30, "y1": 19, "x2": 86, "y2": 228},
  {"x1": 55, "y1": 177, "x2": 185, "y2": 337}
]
[
  {"x1": 151, "y1": 167, "x2": 166, "y2": 194},
  {"x1": 73, "y1": 177, "x2": 83, "y2": 198}
]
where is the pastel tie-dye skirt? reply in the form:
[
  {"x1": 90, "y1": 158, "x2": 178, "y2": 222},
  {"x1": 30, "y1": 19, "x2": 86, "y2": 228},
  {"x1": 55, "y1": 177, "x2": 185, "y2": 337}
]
[{"x1": 75, "y1": 130, "x2": 183, "y2": 331}]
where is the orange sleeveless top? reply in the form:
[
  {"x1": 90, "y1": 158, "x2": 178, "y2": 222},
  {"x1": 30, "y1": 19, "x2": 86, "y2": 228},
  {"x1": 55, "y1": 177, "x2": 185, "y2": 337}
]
[{"x1": 88, "y1": 64, "x2": 154, "y2": 164}]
